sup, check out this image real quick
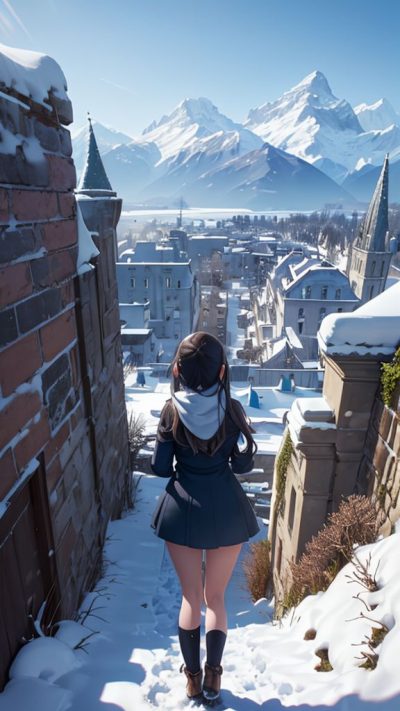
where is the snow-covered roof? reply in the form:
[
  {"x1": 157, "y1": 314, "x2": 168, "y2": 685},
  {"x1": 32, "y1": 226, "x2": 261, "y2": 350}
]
[
  {"x1": 0, "y1": 43, "x2": 70, "y2": 120},
  {"x1": 318, "y1": 281, "x2": 400, "y2": 357}
]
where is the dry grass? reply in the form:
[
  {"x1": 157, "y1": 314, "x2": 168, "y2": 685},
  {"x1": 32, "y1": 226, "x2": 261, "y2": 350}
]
[
  {"x1": 282, "y1": 495, "x2": 378, "y2": 612},
  {"x1": 243, "y1": 538, "x2": 271, "y2": 602}
]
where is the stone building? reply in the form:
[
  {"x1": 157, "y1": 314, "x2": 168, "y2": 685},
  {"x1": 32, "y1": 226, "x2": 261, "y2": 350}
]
[
  {"x1": 347, "y1": 156, "x2": 395, "y2": 305},
  {"x1": 0, "y1": 47, "x2": 129, "y2": 686},
  {"x1": 265, "y1": 249, "x2": 359, "y2": 340},
  {"x1": 117, "y1": 240, "x2": 199, "y2": 357},
  {"x1": 269, "y1": 281, "x2": 400, "y2": 606}
]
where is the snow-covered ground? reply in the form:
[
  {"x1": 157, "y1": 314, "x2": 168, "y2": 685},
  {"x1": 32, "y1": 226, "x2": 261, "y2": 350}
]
[
  {"x1": 2, "y1": 474, "x2": 400, "y2": 711},
  {"x1": 124, "y1": 367, "x2": 318, "y2": 457}
]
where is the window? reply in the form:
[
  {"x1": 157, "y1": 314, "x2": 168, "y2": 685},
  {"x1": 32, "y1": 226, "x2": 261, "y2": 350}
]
[
  {"x1": 370, "y1": 285, "x2": 374, "y2": 299},
  {"x1": 297, "y1": 307, "x2": 304, "y2": 334},
  {"x1": 288, "y1": 486, "x2": 296, "y2": 533},
  {"x1": 144, "y1": 278, "x2": 149, "y2": 289},
  {"x1": 166, "y1": 277, "x2": 171, "y2": 288},
  {"x1": 337, "y1": 307, "x2": 343, "y2": 312},
  {"x1": 318, "y1": 307, "x2": 326, "y2": 326},
  {"x1": 380, "y1": 261, "x2": 385, "y2": 277},
  {"x1": 301, "y1": 285, "x2": 312, "y2": 299},
  {"x1": 130, "y1": 277, "x2": 135, "y2": 288},
  {"x1": 276, "y1": 538, "x2": 283, "y2": 575},
  {"x1": 177, "y1": 280, "x2": 181, "y2": 288},
  {"x1": 371, "y1": 261, "x2": 376, "y2": 275},
  {"x1": 321, "y1": 286, "x2": 328, "y2": 299},
  {"x1": 335, "y1": 288, "x2": 341, "y2": 300}
]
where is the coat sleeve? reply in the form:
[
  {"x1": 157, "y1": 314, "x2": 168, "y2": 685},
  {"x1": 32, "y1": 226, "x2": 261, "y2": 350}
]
[
  {"x1": 228, "y1": 400, "x2": 255, "y2": 475},
  {"x1": 150, "y1": 402, "x2": 175, "y2": 477},
  {"x1": 230, "y1": 445, "x2": 254, "y2": 475},
  {"x1": 151, "y1": 439, "x2": 175, "y2": 477}
]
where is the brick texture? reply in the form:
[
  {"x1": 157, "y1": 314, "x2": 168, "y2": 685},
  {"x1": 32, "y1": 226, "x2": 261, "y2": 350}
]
[
  {"x1": 0, "y1": 262, "x2": 32, "y2": 309},
  {"x1": 0, "y1": 225, "x2": 42, "y2": 265},
  {"x1": 0, "y1": 188, "x2": 8, "y2": 223},
  {"x1": 41, "y1": 219, "x2": 77, "y2": 251},
  {"x1": 30, "y1": 249, "x2": 77, "y2": 290},
  {"x1": 46, "y1": 156, "x2": 76, "y2": 191},
  {"x1": 0, "y1": 448, "x2": 18, "y2": 500},
  {"x1": 12, "y1": 190, "x2": 58, "y2": 222},
  {"x1": 40, "y1": 308, "x2": 77, "y2": 362},
  {"x1": 14, "y1": 411, "x2": 51, "y2": 472},
  {"x1": 0, "y1": 332, "x2": 42, "y2": 397},
  {"x1": 43, "y1": 421, "x2": 70, "y2": 468},
  {"x1": 58, "y1": 193, "x2": 76, "y2": 219},
  {"x1": 16, "y1": 288, "x2": 62, "y2": 334},
  {"x1": 0, "y1": 391, "x2": 42, "y2": 451}
]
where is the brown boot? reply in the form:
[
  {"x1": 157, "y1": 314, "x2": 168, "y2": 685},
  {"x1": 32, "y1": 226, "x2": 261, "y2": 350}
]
[
  {"x1": 180, "y1": 664, "x2": 203, "y2": 699},
  {"x1": 203, "y1": 662, "x2": 223, "y2": 702}
]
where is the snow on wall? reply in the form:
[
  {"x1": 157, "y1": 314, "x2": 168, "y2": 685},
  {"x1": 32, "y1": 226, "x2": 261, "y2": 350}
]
[
  {"x1": 76, "y1": 200, "x2": 100, "y2": 275},
  {"x1": 0, "y1": 42, "x2": 68, "y2": 108},
  {"x1": 318, "y1": 282, "x2": 400, "y2": 356}
]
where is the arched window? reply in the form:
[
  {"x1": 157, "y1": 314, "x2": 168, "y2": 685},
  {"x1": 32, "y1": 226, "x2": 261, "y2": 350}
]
[{"x1": 298, "y1": 307, "x2": 305, "y2": 334}]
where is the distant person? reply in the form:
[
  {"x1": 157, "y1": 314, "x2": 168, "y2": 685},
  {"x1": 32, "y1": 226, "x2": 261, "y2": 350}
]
[{"x1": 151, "y1": 332, "x2": 259, "y2": 703}]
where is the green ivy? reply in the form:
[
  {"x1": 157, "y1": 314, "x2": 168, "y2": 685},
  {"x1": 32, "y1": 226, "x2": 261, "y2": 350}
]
[
  {"x1": 274, "y1": 431, "x2": 294, "y2": 516},
  {"x1": 381, "y1": 347, "x2": 400, "y2": 408}
]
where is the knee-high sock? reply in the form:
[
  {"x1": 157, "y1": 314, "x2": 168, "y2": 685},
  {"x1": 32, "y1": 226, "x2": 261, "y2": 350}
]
[
  {"x1": 206, "y1": 629, "x2": 227, "y2": 667},
  {"x1": 178, "y1": 626, "x2": 201, "y2": 673}
]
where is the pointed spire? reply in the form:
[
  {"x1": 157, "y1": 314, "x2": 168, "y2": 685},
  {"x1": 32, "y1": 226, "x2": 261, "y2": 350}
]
[
  {"x1": 359, "y1": 154, "x2": 389, "y2": 252},
  {"x1": 78, "y1": 115, "x2": 113, "y2": 192}
]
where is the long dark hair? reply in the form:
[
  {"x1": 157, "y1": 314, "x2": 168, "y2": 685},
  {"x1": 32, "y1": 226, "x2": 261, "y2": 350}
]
[{"x1": 160, "y1": 331, "x2": 257, "y2": 456}]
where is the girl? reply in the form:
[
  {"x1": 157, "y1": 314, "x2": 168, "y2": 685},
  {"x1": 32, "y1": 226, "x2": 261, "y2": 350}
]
[{"x1": 151, "y1": 332, "x2": 259, "y2": 702}]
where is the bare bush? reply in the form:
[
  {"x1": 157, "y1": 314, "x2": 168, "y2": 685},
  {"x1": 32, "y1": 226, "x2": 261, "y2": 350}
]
[
  {"x1": 283, "y1": 495, "x2": 378, "y2": 611},
  {"x1": 243, "y1": 539, "x2": 271, "y2": 602},
  {"x1": 128, "y1": 412, "x2": 147, "y2": 469}
]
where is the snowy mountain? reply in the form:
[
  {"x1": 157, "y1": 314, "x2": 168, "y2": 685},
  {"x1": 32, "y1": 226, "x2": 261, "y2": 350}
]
[
  {"x1": 354, "y1": 98, "x2": 400, "y2": 132},
  {"x1": 245, "y1": 71, "x2": 400, "y2": 183},
  {"x1": 343, "y1": 157, "x2": 400, "y2": 203},
  {"x1": 72, "y1": 98, "x2": 354, "y2": 209},
  {"x1": 139, "y1": 96, "x2": 262, "y2": 162},
  {"x1": 143, "y1": 142, "x2": 354, "y2": 210}
]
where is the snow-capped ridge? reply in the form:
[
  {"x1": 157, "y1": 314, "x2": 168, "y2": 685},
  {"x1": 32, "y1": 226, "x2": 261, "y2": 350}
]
[
  {"x1": 289, "y1": 69, "x2": 334, "y2": 97},
  {"x1": 245, "y1": 70, "x2": 397, "y2": 180},
  {"x1": 354, "y1": 97, "x2": 400, "y2": 132}
]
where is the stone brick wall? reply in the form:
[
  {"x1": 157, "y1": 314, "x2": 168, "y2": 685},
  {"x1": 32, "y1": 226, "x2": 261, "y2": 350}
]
[
  {"x1": 0, "y1": 57, "x2": 129, "y2": 681},
  {"x1": 361, "y1": 395, "x2": 400, "y2": 536}
]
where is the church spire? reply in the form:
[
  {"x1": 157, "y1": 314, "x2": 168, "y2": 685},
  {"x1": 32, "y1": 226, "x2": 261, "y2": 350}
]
[
  {"x1": 78, "y1": 115, "x2": 114, "y2": 192},
  {"x1": 358, "y1": 154, "x2": 389, "y2": 252}
]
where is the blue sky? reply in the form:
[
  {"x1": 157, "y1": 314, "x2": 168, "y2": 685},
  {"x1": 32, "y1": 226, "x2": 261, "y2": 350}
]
[{"x1": 0, "y1": 0, "x2": 399, "y2": 136}]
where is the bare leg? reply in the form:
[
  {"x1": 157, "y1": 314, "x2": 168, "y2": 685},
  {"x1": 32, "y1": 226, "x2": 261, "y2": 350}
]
[
  {"x1": 204, "y1": 544, "x2": 242, "y2": 633},
  {"x1": 166, "y1": 542, "x2": 203, "y2": 629}
]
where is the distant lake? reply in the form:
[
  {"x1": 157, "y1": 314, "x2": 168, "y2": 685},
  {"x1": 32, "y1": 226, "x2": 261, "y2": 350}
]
[{"x1": 119, "y1": 207, "x2": 315, "y2": 223}]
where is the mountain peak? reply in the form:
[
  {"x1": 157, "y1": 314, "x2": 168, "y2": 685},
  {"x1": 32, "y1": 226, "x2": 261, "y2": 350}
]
[
  {"x1": 178, "y1": 96, "x2": 216, "y2": 113},
  {"x1": 291, "y1": 70, "x2": 333, "y2": 97}
]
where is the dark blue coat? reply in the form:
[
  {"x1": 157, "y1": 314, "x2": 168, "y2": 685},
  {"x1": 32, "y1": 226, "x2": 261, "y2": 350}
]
[{"x1": 151, "y1": 400, "x2": 259, "y2": 549}]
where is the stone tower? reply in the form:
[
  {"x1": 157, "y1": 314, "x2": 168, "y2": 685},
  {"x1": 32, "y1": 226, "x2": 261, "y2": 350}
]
[
  {"x1": 77, "y1": 117, "x2": 121, "y2": 261},
  {"x1": 347, "y1": 155, "x2": 392, "y2": 305}
]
